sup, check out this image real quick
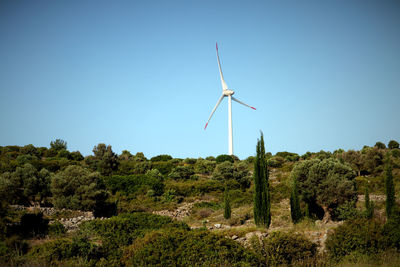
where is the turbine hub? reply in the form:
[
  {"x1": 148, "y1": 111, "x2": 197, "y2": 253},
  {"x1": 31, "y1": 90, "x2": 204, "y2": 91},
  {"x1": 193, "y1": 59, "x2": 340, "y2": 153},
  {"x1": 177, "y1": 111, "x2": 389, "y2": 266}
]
[{"x1": 223, "y1": 89, "x2": 234, "y2": 96}]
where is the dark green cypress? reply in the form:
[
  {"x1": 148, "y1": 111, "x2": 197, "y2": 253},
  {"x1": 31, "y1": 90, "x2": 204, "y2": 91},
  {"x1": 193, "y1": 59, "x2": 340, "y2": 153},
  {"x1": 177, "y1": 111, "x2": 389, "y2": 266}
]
[
  {"x1": 385, "y1": 163, "x2": 395, "y2": 218},
  {"x1": 290, "y1": 176, "x2": 302, "y2": 223},
  {"x1": 253, "y1": 132, "x2": 271, "y2": 228},
  {"x1": 224, "y1": 187, "x2": 231, "y2": 220},
  {"x1": 365, "y1": 185, "x2": 374, "y2": 219}
]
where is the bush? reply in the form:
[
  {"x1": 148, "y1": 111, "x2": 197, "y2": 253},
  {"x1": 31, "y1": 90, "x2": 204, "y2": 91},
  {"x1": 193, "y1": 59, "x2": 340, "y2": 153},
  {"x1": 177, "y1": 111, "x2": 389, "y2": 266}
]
[
  {"x1": 267, "y1": 156, "x2": 285, "y2": 168},
  {"x1": 122, "y1": 229, "x2": 262, "y2": 266},
  {"x1": 215, "y1": 154, "x2": 234, "y2": 163},
  {"x1": 253, "y1": 231, "x2": 317, "y2": 265},
  {"x1": 48, "y1": 221, "x2": 66, "y2": 237},
  {"x1": 80, "y1": 212, "x2": 189, "y2": 262},
  {"x1": 388, "y1": 140, "x2": 400, "y2": 149},
  {"x1": 194, "y1": 159, "x2": 216, "y2": 175},
  {"x1": 165, "y1": 179, "x2": 224, "y2": 197},
  {"x1": 51, "y1": 165, "x2": 108, "y2": 211},
  {"x1": 383, "y1": 211, "x2": 400, "y2": 250},
  {"x1": 104, "y1": 174, "x2": 164, "y2": 196},
  {"x1": 168, "y1": 165, "x2": 195, "y2": 180},
  {"x1": 150, "y1": 155, "x2": 172, "y2": 162},
  {"x1": 28, "y1": 237, "x2": 101, "y2": 264},
  {"x1": 326, "y1": 218, "x2": 386, "y2": 262},
  {"x1": 151, "y1": 161, "x2": 173, "y2": 175}
]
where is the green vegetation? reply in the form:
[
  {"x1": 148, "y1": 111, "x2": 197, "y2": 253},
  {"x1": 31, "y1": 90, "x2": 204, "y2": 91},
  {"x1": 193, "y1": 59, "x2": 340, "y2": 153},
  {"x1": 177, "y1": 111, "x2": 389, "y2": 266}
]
[
  {"x1": 223, "y1": 188, "x2": 231, "y2": 219},
  {"x1": 290, "y1": 175, "x2": 302, "y2": 223},
  {"x1": 385, "y1": 162, "x2": 396, "y2": 218},
  {"x1": 0, "y1": 138, "x2": 399, "y2": 266},
  {"x1": 253, "y1": 132, "x2": 271, "y2": 228}
]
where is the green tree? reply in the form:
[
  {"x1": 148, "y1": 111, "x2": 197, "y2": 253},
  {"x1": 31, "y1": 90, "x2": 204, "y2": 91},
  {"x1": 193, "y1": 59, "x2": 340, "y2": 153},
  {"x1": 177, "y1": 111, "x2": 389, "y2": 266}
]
[
  {"x1": 290, "y1": 176, "x2": 302, "y2": 224},
  {"x1": 253, "y1": 132, "x2": 271, "y2": 228},
  {"x1": 51, "y1": 165, "x2": 108, "y2": 211},
  {"x1": 215, "y1": 154, "x2": 234, "y2": 163},
  {"x1": 375, "y1": 141, "x2": 386, "y2": 149},
  {"x1": 291, "y1": 158, "x2": 357, "y2": 222},
  {"x1": 365, "y1": 186, "x2": 374, "y2": 219},
  {"x1": 385, "y1": 162, "x2": 395, "y2": 218},
  {"x1": 92, "y1": 143, "x2": 119, "y2": 176},
  {"x1": 50, "y1": 139, "x2": 67, "y2": 151},
  {"x1": 224, "y1": 188, "x2": 231, "y2": 219},
  {"x1": 388, "y1": 140, "x2": 400, "y2": 149}
]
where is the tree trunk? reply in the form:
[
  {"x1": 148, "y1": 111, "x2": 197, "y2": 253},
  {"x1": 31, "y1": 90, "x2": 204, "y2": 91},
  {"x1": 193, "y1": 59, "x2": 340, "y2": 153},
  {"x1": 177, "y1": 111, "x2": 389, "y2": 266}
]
[{"x1": 322, "y1": 206, "x2": 331, "y2": 223}]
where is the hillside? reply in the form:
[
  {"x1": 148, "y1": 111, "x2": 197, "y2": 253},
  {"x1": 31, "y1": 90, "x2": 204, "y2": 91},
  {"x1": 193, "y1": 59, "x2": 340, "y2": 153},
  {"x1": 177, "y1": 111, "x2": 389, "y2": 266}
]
[{"x1": 0, "y1": 140, "x2": 400, "y2": 266}]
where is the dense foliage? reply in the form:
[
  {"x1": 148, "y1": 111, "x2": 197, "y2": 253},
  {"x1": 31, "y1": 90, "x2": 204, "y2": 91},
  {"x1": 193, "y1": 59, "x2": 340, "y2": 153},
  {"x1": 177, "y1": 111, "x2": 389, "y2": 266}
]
[
  {"x1": 122, "y1": 229, "x2": 262, "y2": 266},
  {"x1": 253, "y1": 231, "x2": 317, "y2": 265},
  {"x1": 291, "y1": 158, "x2": 357, "y2": 221},
  {"x1": 0, "y1": 138, "x2": 399, "y2": 266},
  {"x1": 253, "y1": 132, "x2": 271, "y2": 228}
]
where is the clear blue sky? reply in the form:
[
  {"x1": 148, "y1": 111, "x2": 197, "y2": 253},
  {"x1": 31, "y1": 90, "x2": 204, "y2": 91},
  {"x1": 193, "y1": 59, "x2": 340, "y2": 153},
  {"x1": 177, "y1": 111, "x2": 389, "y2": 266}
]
[{"x1": 1, "y1": 0, "x2": 399, "y2": 159}]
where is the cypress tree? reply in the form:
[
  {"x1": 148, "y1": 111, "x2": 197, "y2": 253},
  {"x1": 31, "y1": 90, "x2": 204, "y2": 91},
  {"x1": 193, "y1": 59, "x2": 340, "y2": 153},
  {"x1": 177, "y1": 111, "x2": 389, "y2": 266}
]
[
  {"x1": 224, "y1": 187, "x2": 231, "y2": 219},
  {"x1": 253, "y1": 132, "x2": 271, "y2": 228},
  {"x1": 385, "y1": 162, "x2": 395, "y2": 218},
  {"x1": 365, "y1": 185, "x2": 374, "y2": 219},
  {"x1": 290, "y1": 176, "x2": 302, "y2": 223}
]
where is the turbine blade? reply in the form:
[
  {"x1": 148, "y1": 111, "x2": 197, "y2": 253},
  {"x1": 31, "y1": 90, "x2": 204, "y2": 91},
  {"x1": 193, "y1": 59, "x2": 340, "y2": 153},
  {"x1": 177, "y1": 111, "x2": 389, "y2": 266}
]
[
  {"x1": 232, "y1": 96, "x2": 256, "y2": 110},
  {"x1": 216, "y1": 42, "x2": 228, "y2": 91},
  {"x1": 205, "y1": 94, "x2": 225, "y2": 129}
]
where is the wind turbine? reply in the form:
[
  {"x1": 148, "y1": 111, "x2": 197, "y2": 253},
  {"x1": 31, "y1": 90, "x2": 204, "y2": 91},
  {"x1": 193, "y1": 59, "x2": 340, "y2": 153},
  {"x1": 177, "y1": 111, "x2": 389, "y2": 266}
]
[{"x1": 204, "y1": 43, "x2": 256, "y2": 156}]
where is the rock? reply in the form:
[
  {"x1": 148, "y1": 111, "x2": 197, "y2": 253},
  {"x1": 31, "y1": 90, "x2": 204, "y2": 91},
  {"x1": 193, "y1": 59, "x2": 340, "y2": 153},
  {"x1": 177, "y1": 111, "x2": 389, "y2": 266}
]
[
  {"x1": 315, "y1": 220, "x2": 322, "y2": 227},
  {"x1": 214, "y1": 224, "x2": 221, "y2": 229},
  {"x1": 232, "y1": 235, "x2": 238, "y2": 240}
]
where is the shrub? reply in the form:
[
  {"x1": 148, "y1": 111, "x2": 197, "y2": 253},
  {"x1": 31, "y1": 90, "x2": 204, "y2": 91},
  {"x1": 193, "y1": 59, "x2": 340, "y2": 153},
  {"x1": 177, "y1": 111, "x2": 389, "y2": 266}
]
[
  {"x1": 215, "y1": 154, "x2": 234, "y2": 163},
  {"x1": 150, "y1": 155, "x2": 172, "y2": 162},
  {"x1": 51, "y1": 165, "x2": 108, "y2": 211},
  {"x1": 255, "y1": 231, "x2": 317, "y2": 265},
  {"x1": 80, "y1": 212, "x2": 189, "y2": 261},
  {"x1": 165, "y1": 179, "x2": 224, "y2": 197},
  {"x1": 104, "y1": 174, "x2": 164, "y2": 196},
  {"x1": 48, "y1": 221, "x2": 66, "y2": 237},
  {"x1": 388, "y1": 140, "x2": 400, "y2": 149},
  {"x1": 213, "y1": 161, "x2": 234, "y2": 180},
  {"x1": 326, "y1": 218, "x2": 386, "y2": 262},
  {"x1": 122, "y1": 229, "x2": 262, "y2": 266},
  {"x1": 28, "y1": 237, "x2": 101, "y2": 264},
  {"x1": 383, "y1": 211, "x2": 400, "y2": 250},
  {"x1": 194, "y1": 159, "x2": 216, "y2": 175},
  {"x1": 267, "y1": 156, "x2": 285, "y2": 168},
  {"x1": 151, "y1": 161, "x2": 173, "y2": 175},
  {"x1": 168, "y1": 165, "x2": 195, "y2": 180}
]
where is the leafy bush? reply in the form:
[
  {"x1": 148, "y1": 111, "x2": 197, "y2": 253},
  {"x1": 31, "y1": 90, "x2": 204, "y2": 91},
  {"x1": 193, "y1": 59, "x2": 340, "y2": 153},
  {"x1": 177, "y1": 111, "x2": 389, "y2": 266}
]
[
  {"x1": 151, "y1": 161, "x2": 173, "y2": 175},
  {"x1": 104, "y1": 174, "x2": 164, "y2": 196},
  {"x1": 215, "y1": 154, "x2": 234, "y2": 163},
  {"x1": 254, "y1": 231, "x2": 317, "y2": 265},
  {"x1": 267, "y1": 156, "x2": 285, "y2": 167},
  {"x1": 28, "y1": 237, "x2": 101, "y2": 264},
  {"x1": 194, "y1": 159, "x2": 216, "y2": 175},
  {"x1": 48, "y1": 221, "x2": 66, "y2": 237},
  {"x1": 80, "y1": 212, "x2": 189, "y2": 262},
  {"x1": 165, "y1": 179, "x2": 224, "y2": 197},
  {"x1": 150, "y1": 155, "x2": 172, "y2": 162},
  {"x1": 326, "y1": 218, "x2": 386, "y2": 262},
  {"x1": 168, "y1": 165, "x2": 195, "y2": 180},
  {"x1": 51, "y1": 165, "x2": 109, "y2": 211},
  {"x1": 122, "y1": 229, "x2": 262, "y2": 266},
  {"x1": 383, "y1": 211, "x2": 400, "y2": 250}
]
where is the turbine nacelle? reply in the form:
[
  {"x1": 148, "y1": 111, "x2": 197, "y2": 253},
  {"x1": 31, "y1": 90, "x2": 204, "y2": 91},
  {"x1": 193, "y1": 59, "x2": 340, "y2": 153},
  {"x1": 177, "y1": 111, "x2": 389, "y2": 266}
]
[{"x1": 223, "y1": 89, "x2": 235, "y2": 96}]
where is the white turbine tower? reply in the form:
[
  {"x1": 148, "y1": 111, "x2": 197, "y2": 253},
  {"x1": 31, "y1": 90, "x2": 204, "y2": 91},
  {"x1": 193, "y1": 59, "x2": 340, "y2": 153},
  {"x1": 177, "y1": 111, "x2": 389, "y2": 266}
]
[{"x1": 204, "y1": 43, "x2": 256, "y2": 156}]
